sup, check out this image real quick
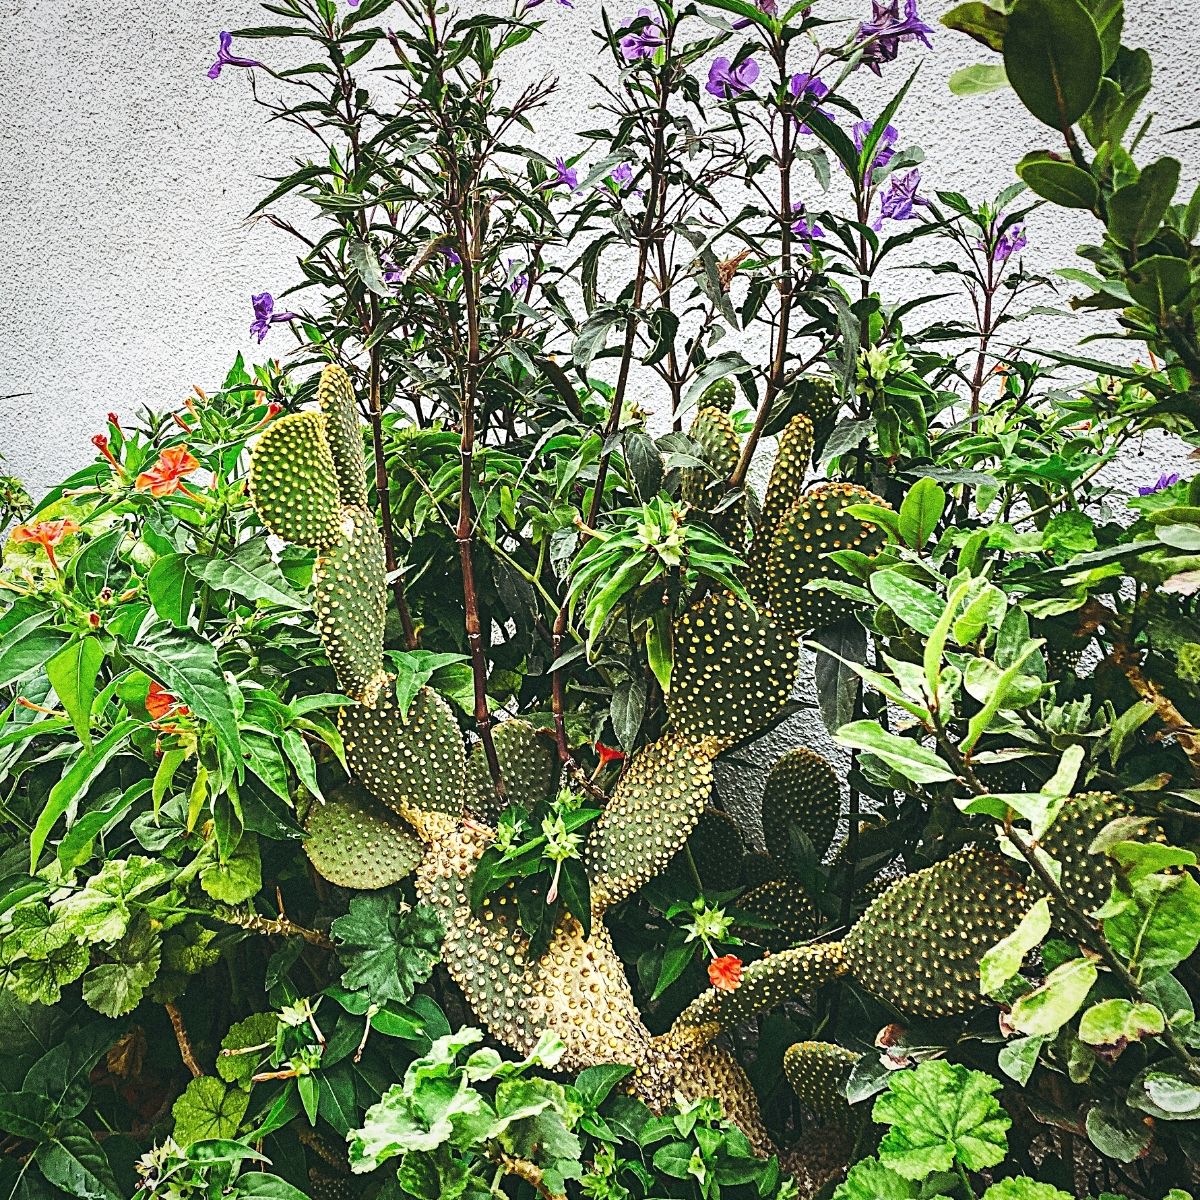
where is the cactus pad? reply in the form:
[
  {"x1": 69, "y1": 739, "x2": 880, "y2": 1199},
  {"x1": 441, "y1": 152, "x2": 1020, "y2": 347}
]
[
  {"x1": 312, "y1": 507, "x2": 388, "y2": 699},
  {"x1": 340, "y1": 686, "x2": 465, "y2": 831},
  {"x1": 762, "y1": 747, "x2": 840, "y2": 861},
  {"x1": 667, "y1": 592, "x2": 800, "y2": 747},
  {"x1": 1041, "y1": 791, "x2": 1143, "y2": 917},
  {"x1": 749, "y1": 414, "x2": 815, "y2": 593},
  {"x1": 685, "y1": 809, "x2": 747, "y2": 892},
  {"x1": 250, "y1": 411, "x2": 342, "y2": 547},
  {"x1": 783, "y1": 1041, "x2": 860, "y2": 1119},
  {"x1": 303, "y1": 788, "x2": 424, "y2": 889},
  {"x1": 700, "y1": 377, "x2": 738, "y2": 414},
  {"x1": 843, "y1": 847, "x2": 1027, "y2": 1018},
  {"x1": 465, "y1": 719, "x2": 556, "y2": 824},
  {"x1": 316, "y1": 364, "x2": 368, "y2": 508},
  {"x1": 766, "y1": 482, "x2": 889, "y2": 632},
  {"x1": 586, "y1": 733, "x2": 718, "y2": 907},
  {"x1": 681, "y1": 407, "x2": 745, "y2": 547},
  {"x1": 738, "y1": 879, "x2": 821, "y2": 950}
]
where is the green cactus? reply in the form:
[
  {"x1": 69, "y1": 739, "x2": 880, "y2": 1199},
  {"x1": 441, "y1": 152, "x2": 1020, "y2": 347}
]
[
  {"x1": 686, "y1": 809, "x2": 747, "y2": 892},
  {"x1": 762, "y1": 746, "x2": 840, "y2": 862},
  {"x1": 700, "y1": 377, "x2": 738, "y2": 414},
  {"x1": 680, "y1": 405, "x2": 745, "y2": 547},
  {"x1": 465, "y1": 719, "x2": 556, "y2": 824},
  {"x1": 678, "y1": 848, "x2": 1029, "y2": 1032},
  {"x1": 783, "y1": 1041, "x2": 860, "y2": 1119},
  {"x1": 302, "y1": 786, "x2": 424, "y2": 890},
  {"x1": 747, "y1": 413, "x2": 814, "y2": 592},
  {"x1": 736, "y1": 878, "x2": 821, "y2": 950},
  {"x1": 765, "y1": 482, "x2": 890, "y2": 632}
]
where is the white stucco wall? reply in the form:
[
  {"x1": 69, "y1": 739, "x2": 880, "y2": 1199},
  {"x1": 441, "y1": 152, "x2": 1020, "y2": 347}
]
[{"x1": 1, "y1": 0, "x2": 1195, "y2": 495}]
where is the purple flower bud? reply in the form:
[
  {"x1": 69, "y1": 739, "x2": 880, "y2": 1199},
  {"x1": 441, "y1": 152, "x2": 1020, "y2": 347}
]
[
  {"x1": 249, "y1": 292, "x2": 298, "y2": 343},
  {"x1": 1138, "y1": 472, "x2": 1181, "y2": 496},
  {"x1": 611, "y1": 163, "x2": 634, "y2": 190},
  {"x1": 790, "y1": 202, "x2": 825, "y2": 246},
  {"x1": 706, "y1": 56, "x2": 760, "y2": 98},
  {"x1": 993, "y1": 223, "x2": 1028, "y2": 263},
  {"x1": 791, "y1": 72, "x2": 832, "y2": 132},
  {"x1": 207, "y1": 31, "x2": 264, "y2": 80}
]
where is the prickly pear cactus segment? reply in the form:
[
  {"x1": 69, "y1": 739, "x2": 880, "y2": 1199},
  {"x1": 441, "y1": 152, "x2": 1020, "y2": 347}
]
[
  {"x1": 766, "y1": 482, "x2": 889, "y2": 633},
  {"x1": 700, "y1": 377, "x2": 737, "y2": 414},
  {"x1": 302, "y1": 787, "x2": 423, "y2": 889},
  {"x1": 762, "y1": 747, "x2": 840, "y2": 861},
  {"x1": 465, "y1": 719, "x2": 556, "y2": 824},
  {"x1": 1041, "y1": 792, "x2": 1137, "y2": 917},
  {"x1": 682, "y1": 407, "x2": 741, "y2": 511},
  {"x1": 686, "y1": 809, "x2": 746, "y2": 892},
  {"x1": 783, "y1": 1041, "x2": 860, "y2": 1120},
  {"x1": 249, "y1": 411, "x2": 342, "y2": 547},
  {"x1": 667, "y1": 592, "x2": 801, "y2": 747},
  {"x1": 339, "y1": 686, "x2": 466, "y2": 834},
  {"x1": 788, "y1": 376, "x2": 840, "y2": 454},
  {"x1": 844, "y1": 847, "x2": 1027, "y2": 1018},
  {"x1": 585, "y1": 733, "x2": 718, "y2": 908},
  {"x1": 737, "y1": 879, "x2": 820, "y2": 950},
  {"x1": 316, "y1": 364, "x2": 368, "y2": 509},
  {"x1": 312, "y1": 507, "x2": 388, "y2": 700},
  {"x1": 748, "y1": 414, "x2": 814, "y2": 593},
  {"x1": 677, "y1": 941, "x2": 848, "y2": 1033}
]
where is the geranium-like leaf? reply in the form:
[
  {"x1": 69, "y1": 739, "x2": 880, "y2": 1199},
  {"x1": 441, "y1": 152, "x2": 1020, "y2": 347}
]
[
  {"x1": 218, "y1": 1012, "x2": 279, "y2": 1087},
  {"x1": 873, "y1": 1060, "x2": 1010, "y2": 1179},
  {"x1": 82, "y1": 917, "x2": 161, "y2": 1017},
  {"x1": 331, "y1": 893, "x2": 443, "y2": 1006},
  {"x1": 172, "y1": 1076, "x2": 250, "y2": 1147}
]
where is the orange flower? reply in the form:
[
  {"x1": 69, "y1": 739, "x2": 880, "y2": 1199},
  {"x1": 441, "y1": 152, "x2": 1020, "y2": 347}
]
[
  {"x1": 92, "y1": 433, "x2": 124, "y2": 475},
  {"x1": 707, "y1": 954, "x2": 744, "y2": 992},
  {"x1": 136, "y1": 446, "x2": 201, "y2": 498},
  {"x1": 595, "y1": 742, "x2": 625, "y2": 767},
  {"x1": 9, "y1": 519, "x2": 80, "y2": 572},
  {"x1": 146, "y1": 682, "x2": 189, "y2": 722}
]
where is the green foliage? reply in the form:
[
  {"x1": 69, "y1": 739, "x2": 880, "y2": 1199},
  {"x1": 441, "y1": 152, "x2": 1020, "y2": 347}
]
[{"x1": 330, "y1": 893, "x2": 443, "y2": 1006}]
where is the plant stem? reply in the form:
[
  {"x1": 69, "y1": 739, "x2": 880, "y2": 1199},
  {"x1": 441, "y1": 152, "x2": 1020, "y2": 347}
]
[{"x1": 165, "y1": 1002, "x2": 204, "y2": 1078}]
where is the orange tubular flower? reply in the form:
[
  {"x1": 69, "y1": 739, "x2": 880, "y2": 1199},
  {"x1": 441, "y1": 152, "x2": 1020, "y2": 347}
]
[
  {"x1": 92, "y1": 433, "x2": 125, "y2": 475},
  {"x1": 9, "y1": 519, "x2": 81, "y2": 572},
  {"x1": 136, "y1": 446, "x2": 202, "y2": 498},
  {"x1": 146, "y1": 682, "x2": 189, "y2": 722},
  {"x1": 707, "y1": 954, "x2": 744, "y2": 992},
  {"x1": 595, "y1": 742, "x2": 625, "y2": 767}
]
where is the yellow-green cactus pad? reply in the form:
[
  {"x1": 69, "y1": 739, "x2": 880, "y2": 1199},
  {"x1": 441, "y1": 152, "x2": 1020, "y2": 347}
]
[
  {"x1": 585, "y1": 733, "x2": 717, "y2": 908},
  {"x1": 737, "y1": 879, "x2": 821, "y2": 950},
  {"x1": 677, "y1": 940, "x2": 847, "y2": 1032},
  {"x1": 249, "y1": 411, "x2": 342, "y2": 548},
  {"x1": 1041, "y1": 791, "x2": 1142, "y2": 917},
  {"x1": 686, "y1": 809, "x2": 746, "y2": 892},
  {"x1": 749, "y1": 414, "x2": 815, "y2": 592},
  {"x1": 783, "y1": 1041, "x2": 860, "y2": 1120},
  {"x1": 316, "y1": 364, "x2": 368, "y2": 509},
  {"x1": 667, "y1": 592, "x2": 800, "y2": 747},
  {"x1": 465, "y1": 719, "x2": 556, "y2": 823},
  {"x1": 340, "y1": 686, "x2": 465, "y2": 829},
  {"x1": 844, "y1": 847, "x2": 1027, "y2": 1018},
  {"x1": 682, "y1": 407, "x2": 741, "y2": 512},
  {"x1": 312, "y1": 506, "x2": 387, "y2": 700},
  {"x1": 700, "y1": 377, "x2": 737, "y2": 414},
  {"x1": 762, "y1": 746, "x2": 840, "y2": 861},
  {"x1": 303, "y1": 787, "x2": 424, "y2": 889},
  {"x1": 766, "y1": 482, "x2": 889, "y2": 632}
]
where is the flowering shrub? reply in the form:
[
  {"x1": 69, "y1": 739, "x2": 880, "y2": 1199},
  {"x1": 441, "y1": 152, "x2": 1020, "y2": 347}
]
[{"x1": 1, "y1": 0, "x2": 1198, "y2": 1197}]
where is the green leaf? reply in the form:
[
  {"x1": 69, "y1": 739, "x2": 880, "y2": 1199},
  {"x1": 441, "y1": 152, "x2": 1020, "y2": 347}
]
[
  {"x1": 172, "y1": 1077, "x2": 250, "y2": 1146},
  {"x1": 873, "y1": 1060, "x2": 1010, "y2": 1179},
  {"x1": 574, "y1": 1064, "x2": 634, "y2": 1108},
  {"x1": 1078, "y1": 998, "x2": 1165, "y2": 1049},
  {"x1": 218, "y1": 1012, "x2": 279, "y2": 1087},
  {"x1": 0, "y1": 1090, "x2": 53, "y2": 1140},
  {"x1": 980, "y1": 897, "x2": 1051, "y2": 994},
  {"x1": 997, "y1": 1035, "x2": 1045, "y2": 1085},
  {"x1": 23, "y1": 1024, "x2": 118, "y2": 1117},
  {"x1": 948, "y1": 63, "x2": 1009, "y2": 95},
  {"x1": 1009, "y1": 957, "x2": 1098, "y2": 1036},
  {"x1": 29, "y1": 718, "x2": 140, "y2": 872},
  {"x1": 982, "y1": 1179, "x2": 1073, "y2": 1200},
  {"x1": 897, "y1": 478, "x2": 945, "y2": 549},
  {"x1": 124, "y1": 625, "x2": 242, "y2": 762},
  {"x1": 187, "y1": 544, "x2": 303, "y2": 610},
  {"x1": 349, "y1": 239, "x2": 390, "y2": 297},
  {"x1": 1104, "y1": 871, "x2": 1200, "y2": 979},
  {"x1": 869, "y1": 571, "x2": 945, "y2": 637},
  {"x1": 82, "y1": 917, "x2": 161, "y2": 1017},
  {"x1": 1003, "y1": 0, "x2": 1102, "y2": 129},
  {"x1": 237, "y1": 1174, "x2": 313, "y2": 1200},
  {"x1": 940, "y1": 1, "x2": 1008, "y2": 51},
  {"x1": 146, "y1": 553, "x2": 196, "y2": 627},
  {"x1": 34, "y1": 1120, "x2": 121, "y2": 1200},
  {"x1": 47, "y1": 637, "x2": 104, "y2": 748},
  {"x1": 834, "y1": 721, "x2": 958, "y2": 785},
  {"x1": 833, "y1": 1158, "x2": 925, "y2": 1200},
  {"x1": 53, "y1": 855, "x2": 171, "y2": 943},
  {"x1": 200, "y1": 835, "x2": 263, "y2": 905},
  {"x1": 1016, "y1": 153, "x2": 1100, "y2": 209},
  {"x1": 331, "y1": 894, "x2": 443, "y2": 1005},
  {"x1": 1108, "y1": 157, "x2": 1181, "y2": 248},
  {"x1": 1126, "y1": 255, "x2": 1192, "y2": 318}
]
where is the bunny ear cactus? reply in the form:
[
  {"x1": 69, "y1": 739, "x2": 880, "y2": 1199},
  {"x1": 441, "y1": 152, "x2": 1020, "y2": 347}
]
[
  {"x1": 762, "y1": 746, "x2": 840, "y2": 862},
  {"x1": 784, "y1": 1041, "x2": 861, "y2": 1120}
]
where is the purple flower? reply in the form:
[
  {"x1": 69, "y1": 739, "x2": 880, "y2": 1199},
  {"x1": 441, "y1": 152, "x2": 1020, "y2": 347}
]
[
  {"x1": 791, "y1": 72, "x2": 832, "y2": 132},
  {"x1": 505, "y1": 260, "x2": 529, "y2": 295},
  {"x1": 993, "y1": 223, "x2": 1028, "y2": 263},
  {"x1": 706, "y1": 57, "x2": 760, "y2": 98},
  {"x1": 249, "y1": 292, "x2": 298, "y2": 343},
  {"x1": 619, "y1": 9, "x2": 663, "y2": 61},
  {"x1": 442, "y1": 246, "x2": 462, "y2": 266},
  {"x1": 207, "y1": 31, "x2": 264, "y2": 80},
  {"x1": 553, "y1": 156, "x2": 580, "y2": 191},
  {"x1": 856, "y1": 0, "x2": 933, "y2": 75},
  {"x1": 790, "y1": 203, "x2": 825, "y2": 246},
  {"x1": 611, "y1": 162, "x2": 634, "y2": 190},
  {"x1": 875, "y1": 168, "x2": 928, "y2": 226},
  {"x1": 1138, "y1": 472, "x2": 1181, "y2": 496},
  {"x1": 852, "y1": 120, "x2": 898, "y2": 178}
]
